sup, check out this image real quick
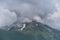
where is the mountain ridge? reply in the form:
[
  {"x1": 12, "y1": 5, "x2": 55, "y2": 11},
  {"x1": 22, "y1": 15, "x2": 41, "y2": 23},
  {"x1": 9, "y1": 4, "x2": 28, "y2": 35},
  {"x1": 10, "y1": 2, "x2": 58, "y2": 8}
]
[{"x1": 0, "y1": 21, "x2": 60, "y2": 40}]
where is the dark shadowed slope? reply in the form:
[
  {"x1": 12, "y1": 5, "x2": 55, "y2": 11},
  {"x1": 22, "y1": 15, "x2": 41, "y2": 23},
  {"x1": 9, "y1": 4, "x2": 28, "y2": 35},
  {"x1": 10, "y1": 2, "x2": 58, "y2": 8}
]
[{"x1": 0, "y1": 30, "x2": 35, "y2": 40}]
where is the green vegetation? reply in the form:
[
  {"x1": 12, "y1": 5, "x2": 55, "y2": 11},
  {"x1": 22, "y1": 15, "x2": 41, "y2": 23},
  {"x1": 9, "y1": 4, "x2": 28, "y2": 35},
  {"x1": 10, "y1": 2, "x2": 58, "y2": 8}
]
[{"x1": 0, "y1": 21, "x2": 60, "y2": 40}]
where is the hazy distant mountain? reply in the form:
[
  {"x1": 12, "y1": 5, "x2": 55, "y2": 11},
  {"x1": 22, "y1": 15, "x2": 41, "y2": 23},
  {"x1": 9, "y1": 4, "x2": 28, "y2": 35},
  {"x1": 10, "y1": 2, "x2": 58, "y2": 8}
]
[{"x1": 0, "y1": 21, "x2": 60, "y2": 40}]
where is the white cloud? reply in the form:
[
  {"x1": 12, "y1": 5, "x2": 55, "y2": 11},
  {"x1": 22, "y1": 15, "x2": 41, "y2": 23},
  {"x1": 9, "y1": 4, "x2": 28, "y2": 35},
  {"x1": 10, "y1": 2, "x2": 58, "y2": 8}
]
[
  {"x1": 0, "y1": 0, "x2": 60, "y2": 30},
  {"x1": 19, "y1": 17, "x2": 32, "y2": 23},
  {"x1": 45, "y1": 12, "x2": 60, "y2": 30},
  {"x1": 0, "y1": 8, "x2": 17, "y2": 28},
  {"x1": 33, "y1": 16, "x2": 43, "y2": 23},
  {"x1": 43, "y1": 0, "x2": 60, "y2": 30}
]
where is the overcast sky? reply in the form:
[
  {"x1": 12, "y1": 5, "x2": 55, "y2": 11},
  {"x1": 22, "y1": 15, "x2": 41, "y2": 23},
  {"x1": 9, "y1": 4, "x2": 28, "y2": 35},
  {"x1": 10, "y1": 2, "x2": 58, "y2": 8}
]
[{"x1": 0, "y1": 0, "x2": 60, "y2": 30}]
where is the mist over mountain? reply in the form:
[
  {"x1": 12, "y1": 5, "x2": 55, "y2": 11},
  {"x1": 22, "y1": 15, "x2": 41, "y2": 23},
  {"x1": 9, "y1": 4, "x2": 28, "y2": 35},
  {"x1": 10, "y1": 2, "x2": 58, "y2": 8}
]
[
  {"x1": 0, "y1": 0, "x2": 60, "y2": 40},
  {"x1": 0, "y1": 0, "x2": 60, "y2": 30}
]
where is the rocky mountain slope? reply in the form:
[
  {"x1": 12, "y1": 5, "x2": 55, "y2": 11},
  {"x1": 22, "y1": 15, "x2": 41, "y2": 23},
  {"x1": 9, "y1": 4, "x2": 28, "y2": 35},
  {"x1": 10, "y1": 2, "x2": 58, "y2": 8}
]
[{"x1": 0, "y1": 21, "x2": 60, "y2": 40}]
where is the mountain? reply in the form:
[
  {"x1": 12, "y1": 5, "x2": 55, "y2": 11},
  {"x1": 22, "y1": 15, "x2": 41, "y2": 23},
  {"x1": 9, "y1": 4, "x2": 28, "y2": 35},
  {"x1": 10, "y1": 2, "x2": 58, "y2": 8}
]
[{"x1": 0, "y1": 21, "x2": 60, "y2": 40}]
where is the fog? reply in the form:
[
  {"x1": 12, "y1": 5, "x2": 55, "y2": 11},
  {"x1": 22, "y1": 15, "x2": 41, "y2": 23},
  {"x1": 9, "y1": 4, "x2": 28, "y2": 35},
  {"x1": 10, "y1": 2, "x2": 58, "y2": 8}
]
[{"x1": 0, "y1": 0, "x2": 60, "y2": 30}]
